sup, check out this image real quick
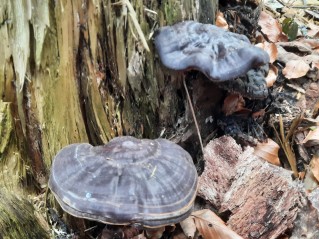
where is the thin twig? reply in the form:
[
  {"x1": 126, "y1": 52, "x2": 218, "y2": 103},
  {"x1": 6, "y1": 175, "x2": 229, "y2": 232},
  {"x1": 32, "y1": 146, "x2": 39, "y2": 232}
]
[
  {"x1": 272, "y1": 115, "x2": 298, "y2": 177},
  {"x1": 183, "y1": 78, "x2": 204, "y2": 154}
]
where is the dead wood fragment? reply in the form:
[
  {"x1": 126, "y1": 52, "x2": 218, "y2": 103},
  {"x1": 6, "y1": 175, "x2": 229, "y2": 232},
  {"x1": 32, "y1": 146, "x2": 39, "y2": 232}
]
[
  {"x1": 198, "y1": 136, "x2": 242, "y2": 208},
  {"x1": 220, "y1": 149, "x2": 305, "y2": 239},
  {"x1": 198, "y1": 136, "x2": 306, "y2": 239}
]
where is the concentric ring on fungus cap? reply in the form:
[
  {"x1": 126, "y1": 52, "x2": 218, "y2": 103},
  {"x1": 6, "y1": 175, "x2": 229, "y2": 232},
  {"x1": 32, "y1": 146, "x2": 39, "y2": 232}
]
[
  {"x1": 154, "y1": 20, "x2": 269, "y2": 82},
  {"x1": 49, "y1": 136, "x2": 198, "y2": 228}
]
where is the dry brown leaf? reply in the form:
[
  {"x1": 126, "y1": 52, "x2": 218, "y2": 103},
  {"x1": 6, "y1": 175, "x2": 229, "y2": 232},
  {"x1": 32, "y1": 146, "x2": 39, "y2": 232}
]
[
  {"x1": 252, "y1": 109, "x2": 266, "y2": 119},
  {"x1": 278, "y1": 41, "x2": 312, "y2": 54},
  {"x1": 222, "y1": 94, "x2": 246, "y2": 116},
  {"x1": 258, "y1": 11, "x2": 286, "y2": 42},
  {"x1": 297, "y1": 38, "x2": 319, "y2": 50},
  {"x1": 308, "y1": 23, "x2": 319, "y2": 38},
  {"x1": 276, "y1": 45, "x2": 301, "y2": 64},
  {"x1": 254, "y1": 138, "x2": 280, "y2": 166},
  {"x1": 313, "y1": 100, "x2": 319, "y2": 117},
  {"x1": 304, "y1": 55, "x2": 319, "y2": 66},
  {"x1": 304, "y1": 167, "x2": 319, "y2": 192},
  {"x1": 302, "y1": 118, "x2": 319, "y2": 127},
  {"x1": 192, "y1": 209, "x2": 243, "y2": 239},
  {"x1": 276, "y1": 44, "x2": 319, "y2": 68},
  {"x1": 310, "y1": 155, "x2": 319, "y2": 182},
  {"x1": 302, "y1": 127, "x2": 319, "y2": 147},
  {"x1": 180, "y1": 217, "x2": 196, "y2": 238},
  {"x1": 313, "y1": 62, "x2": 319, "y2": 70},
  {"x1": 255, "y1": 31, "x2": 267, "y2": 44},
  {"x1": 256, "y1": 42, "x2": 278, "y2": 63},
  {"x1": 216, "y1": 11, "x2": 228, "y2": 29},
  {"x1": 265, "y1": 64, "x2": 278, "y2": 87},
  {"x1": 282, "y1": 60, "x2": 310, "y2": 79}
]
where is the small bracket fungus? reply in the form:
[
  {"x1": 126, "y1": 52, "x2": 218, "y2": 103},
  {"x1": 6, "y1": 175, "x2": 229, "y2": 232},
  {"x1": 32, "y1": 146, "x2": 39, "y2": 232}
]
[
  {"x1": 49, "y1": 136, "x2": 198, "y2": 228},
  {"x1": 154, "y1": 21, "x2": 270, "y2": 82}
]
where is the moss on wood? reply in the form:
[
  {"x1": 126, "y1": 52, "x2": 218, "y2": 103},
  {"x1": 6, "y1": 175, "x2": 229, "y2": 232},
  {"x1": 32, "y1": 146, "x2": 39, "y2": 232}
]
[
  {"x1": 0, "y1": 189, "x2": 48, "y2": 239},
  {"x1": 0, "y1": 101, "x2": 33, "y2": 190}
]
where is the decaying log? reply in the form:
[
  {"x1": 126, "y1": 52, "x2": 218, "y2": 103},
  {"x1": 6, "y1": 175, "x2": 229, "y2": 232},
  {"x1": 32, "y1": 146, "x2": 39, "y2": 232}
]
[{"x1": 198, "y1": 136, "x2": 306, "y2": 239}]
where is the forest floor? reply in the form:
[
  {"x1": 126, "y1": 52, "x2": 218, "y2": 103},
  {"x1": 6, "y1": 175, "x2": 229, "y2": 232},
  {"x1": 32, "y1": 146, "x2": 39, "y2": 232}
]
[
  {"x1": 182, "y1": 1, "x2": 319, "y2": 239},
  {"x1": 49, "y1": 1, "x2": 319, "y2": 239}
]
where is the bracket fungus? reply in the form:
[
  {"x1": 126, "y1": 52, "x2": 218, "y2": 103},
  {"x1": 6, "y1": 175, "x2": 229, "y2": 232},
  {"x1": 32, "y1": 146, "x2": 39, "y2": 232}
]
[
  {"x1": 154, "y1": 21, "x2": 270, "y2": 82},
  {"x1": 48, "y1": 136, "x2": 198, "y2": 228}
]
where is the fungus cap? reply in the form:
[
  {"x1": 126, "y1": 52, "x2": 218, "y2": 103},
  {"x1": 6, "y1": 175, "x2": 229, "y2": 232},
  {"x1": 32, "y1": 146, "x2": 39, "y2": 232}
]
[
  {"x1": 48, "y1": 136, "x2": 198, "y2": 228},
  {"x1": 154, "y1": 21, "x2": 270, "y2": 82}
]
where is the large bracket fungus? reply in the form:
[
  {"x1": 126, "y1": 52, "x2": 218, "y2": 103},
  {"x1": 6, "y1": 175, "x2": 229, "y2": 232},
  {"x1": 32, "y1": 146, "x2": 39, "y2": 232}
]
[
  {"x1": 49, "y1": 136, "x2": 198, "y2": 228},
  {"x1": 154, "y1": 21, "x2": 269, "y2": 83}
]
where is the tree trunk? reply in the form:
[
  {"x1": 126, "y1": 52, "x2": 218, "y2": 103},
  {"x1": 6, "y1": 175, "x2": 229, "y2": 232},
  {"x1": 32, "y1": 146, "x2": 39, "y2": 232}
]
[{"x1": 0, "y1": 0, "x2": 218, "y2": 237}]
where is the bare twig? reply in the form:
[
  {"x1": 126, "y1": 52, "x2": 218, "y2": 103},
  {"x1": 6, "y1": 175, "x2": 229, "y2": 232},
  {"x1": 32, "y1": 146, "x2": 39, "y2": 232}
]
[
  {"x1": 272, "y1": 114, "x2": 300, "y2": 177},
  {"x1": 183, "y1": 78, "x2": 204, "y2": 154}
]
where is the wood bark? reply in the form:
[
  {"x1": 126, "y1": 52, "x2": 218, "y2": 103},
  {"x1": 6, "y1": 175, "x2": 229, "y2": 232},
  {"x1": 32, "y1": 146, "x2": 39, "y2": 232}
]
[
  {"x1": 198, "y1": 136, "x2": 306, "y2": 239},
  {"x1": 0, "y1": 0, "x2": 218, "y2": 237}
]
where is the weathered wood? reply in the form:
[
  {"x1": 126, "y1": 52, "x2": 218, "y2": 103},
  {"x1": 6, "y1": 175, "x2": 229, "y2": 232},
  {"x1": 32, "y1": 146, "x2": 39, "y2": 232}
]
[
  {"x1": 222, "y1": 152, "x2": 305, "y2": 239},
  {"x1": 0, "y1": 100, "x2": 35, "y2": 190},
  {"x1": 198, "y1": 136, "x2": 242, "y2": 208},
  {"x1": 0, "y1": 189, "x2": 48, "y2": 238},
  {"x1": 198, "y1": 136, "x2": 306, "y2": 239}
]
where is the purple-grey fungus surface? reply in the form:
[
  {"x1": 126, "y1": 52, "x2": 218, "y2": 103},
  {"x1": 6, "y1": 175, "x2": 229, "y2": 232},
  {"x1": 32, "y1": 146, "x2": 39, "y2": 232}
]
[
  {"x1": 154, "y1": 21, "x2": 270, "y2": 82},
  {"x1": 48, "y1": 136, "x2": 198, "y2": 228}
]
